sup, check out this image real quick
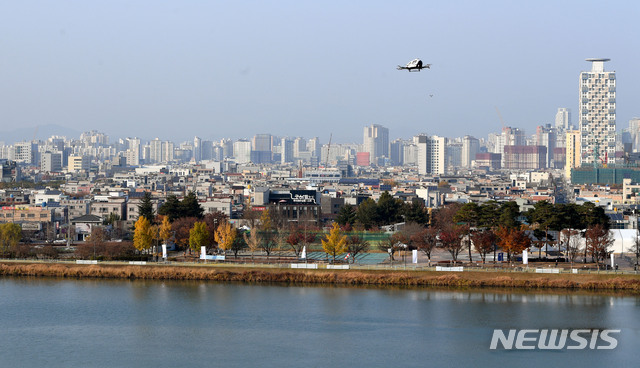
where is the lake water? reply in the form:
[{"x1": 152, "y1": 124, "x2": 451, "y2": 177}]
[{"x1": 0, "y1": 278, "x2": 638, "y2": 367}]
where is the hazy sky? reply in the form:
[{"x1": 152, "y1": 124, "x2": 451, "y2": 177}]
[{"x1": 1, "y1": 0, "x2": 639, "y2": 144}]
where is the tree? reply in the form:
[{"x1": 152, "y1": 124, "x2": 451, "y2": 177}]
[
  {"x1": 189, "y1": 221, "x2": 209, "y2": 256},
  {"x1": 159, "y1": 216, "x2": 173, "y2": 244},
  {"x1": 158, "y1": 194, "x2": 181, "y2": 222},
  {"x1": 0, "y1": 223, "x2": 22, "y2": 256},
  {"x1": 336, "y1": 204, "x2": 357, "y2": 226},
  {"x1": 138, "y1": 191, "x2": 155, "y2": 223},
  {"x1": 498, "y1": 201, "x2": 521, "y2": 229},
  {"x1": 243, "y1": 227, "x2": 261, "y2": 260},
  {"x1": 585, "y1": 224, "x2": 613, "y2": 270},
  {"x1": 439, "y1": 224, "x2": 468, "y2": 263},
  {"x1": 171, "y1": 217, "x2": 198, "y2": 251},
  {"x1": 454, "y1": 202, "x2": 480, "y2": 262},
  {"x1": 376, "y1": 191, "x2": 403, "y2": 226},
  {"x1": 230, "y1": 234, "x2": 246, "y2": 258},
  {"x1": 525, "y1": 201, "x2": 558, "y2": 257},
  {"x1": 355, "y1": 198, "x2": 378, "y2": 230},
  {"x1": 345, "y1": 235, "x2": 369, "y2": 264},
  {"x1": 402, "y1": 199, "x2": 430, "y2": 226},
  {"x1": 495, "y1": 226, "x2": 531, "y2": 262},
  {"x1": 86, "y1": 226, "x2": 107, "y2": 259},
  {"x1": 478, "y1": 201, "x2": 500, "y2": 229},
  {"x1": 285, "y1": 227, "x2": 305, "y2": 258},
  {"x1": 580, "y1": 202, "x2": 610, "y2": 230},
  {"x1": 322, "y1": 223, "x2": 347, "y2": 262},
  {"x1": 561, "y1": 229, "x2": 583, "y2": 267},
  {"x1": 258, "y1": 209, "x2": 278, "y2": 259},
  {"x1": 181, "y1": 191, "x2": 204, "y2": 219},
  {"x1": 133, "y1": 216, "x2": 153, "y2": 253},
  {"x1": 214, "y1": 221, "x2": 237, "y2": 254},
  {"x1": 103, "y1": 213, "x2": 121, "y2": 226},
  {"x1": 411, "y1": 227, "x2": 438, "y2": 266},
  {"x1": 378, "y1": 233, "x2": 405, "y2": 261},
  {"x1": 470, "y1": 229, "x2": 496, "y2": 264}
]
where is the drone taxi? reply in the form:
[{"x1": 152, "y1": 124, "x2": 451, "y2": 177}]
[{"x1": 397, "y1": 59, "x2": 431, "y2": 72}]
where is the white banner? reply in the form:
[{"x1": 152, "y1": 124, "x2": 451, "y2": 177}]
[
  {"x1": 200, "y1": 246, "x2": 206, "y2": 260},
  {"x1": 301, "y1": 246, "x2": 306, "y2": 259},
  {"x1": 162, "y1": 243, "x2": 167, "y2": 259},
  {"x1": 412, "y1": 249, "x2": 418, "y2": 264},
  {"x1": 523, "y1": 250, "x2": 528, "y2": 265},
  {"x1": 611, "y1": 253, "x2": 615, "y2": 269}
]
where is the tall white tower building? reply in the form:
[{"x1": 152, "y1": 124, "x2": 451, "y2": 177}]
[
  {"x1": 416, "y1": 135, "x2": 446, "y2": 175},
  {"x1": 579, "y1": 58, "x2": 616, "y2": 165},
  {"x1": 363, "y1": 124, "x2": 389, "y2": 164},
  {"x1": 555, "y1": 108, "x2": 571, "y2": 131}
]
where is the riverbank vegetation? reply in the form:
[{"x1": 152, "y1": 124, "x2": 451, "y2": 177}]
[{"x1": 1, "y1": 262, "x2": 639, "y2": 293}]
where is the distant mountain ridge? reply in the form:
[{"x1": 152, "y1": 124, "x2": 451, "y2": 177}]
[{"x1": 0, "y1": 124, "x2": 83, "y2": 145}]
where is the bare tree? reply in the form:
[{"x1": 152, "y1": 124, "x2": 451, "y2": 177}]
[
  {"x1": 585, "y1": 224, "x2": 613, "y2": 270},
  {"x1": 439, "y1": 224, "x2": 468, "y2": 263},
  {"x1": 470, "y1": 229, "x2": 496, "y2": 264},
  {"x1": 411, "y1": 227, "x2": 438, "y2": 266},
  {"x1": 345, "y1": 235, "x2": 369, "y2": 264},
  {"x1": 561, "y1": 229, "x2": 583, "y2": 267},
  {"x1": 243, "y1": 227, "x2": 261, "y2": 261}
]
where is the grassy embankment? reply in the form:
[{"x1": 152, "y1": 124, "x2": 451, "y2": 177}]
[{"x1": 2, "y1": 262, "x2": 640, "y2": 293}]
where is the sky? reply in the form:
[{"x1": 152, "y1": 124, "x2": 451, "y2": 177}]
[{"x1": 1, "y1": 0, "x2": 639, "y2": 144}]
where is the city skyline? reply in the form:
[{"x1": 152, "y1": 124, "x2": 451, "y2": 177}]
[{"x1": 1, "y1": 1, "x2": 639, "y2": 144}]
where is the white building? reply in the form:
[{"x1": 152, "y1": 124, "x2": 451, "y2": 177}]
[
  {"x1": 555, "y1": 107, "x2": 571, "y2": 131},
  {"x1": 417, "y1": 135, "x2": 446, "y2": 175},
  {"x1": 41, "y1": 151, "x2": 63, "y2": 172},
  {"x1": 363, "y1": 124, "x2": 389, "y2": 164},
  {"x1": 461, "y1": 136, "x2": 479, "y2": 168},
  {"x1": 233, "y1": 140, "x2": 251, "y2": 164},
  {"x1": 579, "y1": 58, "x2": 616, "y2": 165}
]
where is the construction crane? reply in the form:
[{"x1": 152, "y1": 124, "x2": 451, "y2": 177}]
[{"x1": 324, "y1": 133, "x2": 332, "y2": 167}]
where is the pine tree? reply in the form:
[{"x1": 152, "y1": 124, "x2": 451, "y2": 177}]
[{"x1": 138, "y1": 191, "x2": 155, "y2": 223}]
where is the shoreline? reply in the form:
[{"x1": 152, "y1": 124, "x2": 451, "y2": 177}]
[{"x1": 2, "y1": 262, "x2": 640, "y2": 294}]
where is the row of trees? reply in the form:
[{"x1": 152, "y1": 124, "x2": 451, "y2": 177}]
[
  {"x1": 372, "y1": 200, "x2": 613, "y2": 269},
  {"x1": 336, "y1": 192, "x2": 429, "y2": 229}
]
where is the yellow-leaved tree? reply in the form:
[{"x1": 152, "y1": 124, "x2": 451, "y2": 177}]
[
  {"x1": 0, "y1": 223, "x2": 22, "y2": 256},
  {"x1": 133, "y1": 216, "x2": 153, "y2": 253},
  {"x1": 214, "y1": 221, "x2": 237, "y2": 254},
  {"x1": 189, "y1": 221, "x2": 209, "y2": 256},
  {"x1": 322, "y1": 223, "x2": 347, "y2": 262},
  {"x1": 159, "y1": 216, "x2": 173, "y2": 244}
]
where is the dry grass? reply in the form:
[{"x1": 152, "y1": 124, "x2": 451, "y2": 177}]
[{"x1": 2, "y1": 262, "x2": 640, "y2": 293}]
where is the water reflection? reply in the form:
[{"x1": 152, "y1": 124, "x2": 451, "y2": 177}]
[{"x1": 0, "y1": 278, "x2": 638, "y2": 368}]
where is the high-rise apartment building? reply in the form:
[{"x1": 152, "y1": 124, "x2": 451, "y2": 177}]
[
  {"x1": 416, "y1": 135, "x2": 446, "y2": 175},
  {"x1": 555, "y1": 108, "x2": 571, "y2": 131},
  {"x1": 565, "y1": 130, "x2": 581, "y2": 180},
  {"x1": 41, "y1": 151, "x2": 62, "y2": 172},
  {"x1": 363, "y1": 124, "x2": 389, "y2": 163},
  {"x1": 234, "y1": 140, "x2": 251, "y2": 164},
  {"x1": 252, "y1": 134, "x2": 273, "y2": 163},
  {"x1": 281, "y1": 137, "x2": 294, "y2": 164},
  {"x1": 535, "y1": 124, "x2": 556, "y2": 168},
  {"x1": 11, "y1": 142, "x2": 37, "y2": 164},
  {"x1": 461, "y1": 136, "x2": 479, "y2": 168},
  {"x1": 193, "y1": 136, "x2": 202, "y2": 163},
  {"x1": 579, "y1": 58, "x2": 616, "y2": 165},
  {"x1": 628, "y1": 118, "x2": 640, "y2": 152}
]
